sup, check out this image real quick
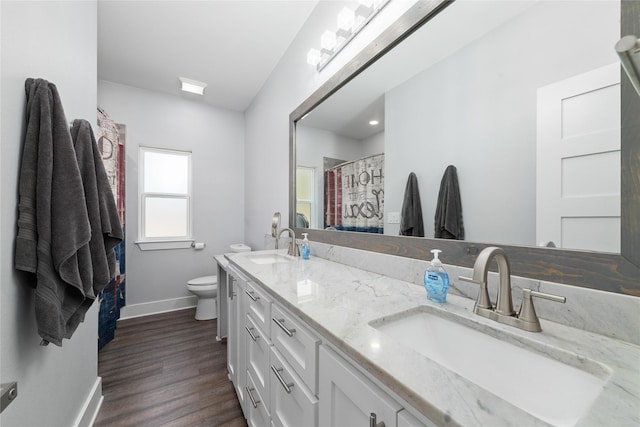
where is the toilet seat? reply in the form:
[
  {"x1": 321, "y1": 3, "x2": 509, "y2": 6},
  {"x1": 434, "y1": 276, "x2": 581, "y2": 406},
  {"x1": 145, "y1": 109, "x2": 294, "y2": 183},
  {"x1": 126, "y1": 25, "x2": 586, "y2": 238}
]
[{"x1": 187, "y1": 275, "x2": 217, "y2": 286}]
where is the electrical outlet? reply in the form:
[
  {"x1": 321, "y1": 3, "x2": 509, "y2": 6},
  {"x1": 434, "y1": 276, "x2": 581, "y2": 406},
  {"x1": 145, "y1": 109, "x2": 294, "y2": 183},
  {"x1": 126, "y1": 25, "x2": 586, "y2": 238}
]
[{"x1": 388, "y1": 212, "x2": 401, "y2": 224}]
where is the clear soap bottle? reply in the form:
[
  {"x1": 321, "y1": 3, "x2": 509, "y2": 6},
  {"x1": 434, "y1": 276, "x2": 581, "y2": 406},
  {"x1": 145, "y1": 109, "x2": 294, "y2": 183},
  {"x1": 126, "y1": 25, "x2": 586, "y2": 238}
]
[
  {"x1": 424, "y1": 249, "x2": 449, "y2": 303},
  {"x1": 301, "y1": 233, "x2": 310, "y2": 260}
]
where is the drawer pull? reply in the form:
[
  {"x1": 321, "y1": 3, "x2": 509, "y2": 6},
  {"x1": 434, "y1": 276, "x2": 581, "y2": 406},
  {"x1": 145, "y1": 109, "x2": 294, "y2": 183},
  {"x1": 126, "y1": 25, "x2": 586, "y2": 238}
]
[
  {"x1": 245, "y1": 386, "x2": 260, "y2": 408},
  {"x1": 273, "y1": 317, "x2": 296, "y2": 337},
  {"x1": 245, "y1": 290, "x2": 260, "y2": 302},
  {"x1": 370, "y1": 412, "x2": 385, "y2": 427},
  {"x1": 245, "y1": 326, "x2": 260, "y2": 341},
  {"x1": 271, "y1": 365, "x2": 294, "y2": 393}
]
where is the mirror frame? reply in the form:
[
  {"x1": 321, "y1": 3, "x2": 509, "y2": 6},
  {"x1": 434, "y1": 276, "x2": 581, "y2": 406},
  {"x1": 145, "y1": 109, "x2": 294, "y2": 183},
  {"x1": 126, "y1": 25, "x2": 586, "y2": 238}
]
[{"x1": 290, "y1": 0, "x2": 640, "y2": 296}]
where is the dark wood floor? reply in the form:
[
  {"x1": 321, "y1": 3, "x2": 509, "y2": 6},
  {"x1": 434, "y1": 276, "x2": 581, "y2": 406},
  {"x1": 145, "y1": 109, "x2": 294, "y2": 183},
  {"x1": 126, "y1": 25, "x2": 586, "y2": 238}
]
[{"x1": 95, "y1": 308, "x2": 247, "y2": 427}]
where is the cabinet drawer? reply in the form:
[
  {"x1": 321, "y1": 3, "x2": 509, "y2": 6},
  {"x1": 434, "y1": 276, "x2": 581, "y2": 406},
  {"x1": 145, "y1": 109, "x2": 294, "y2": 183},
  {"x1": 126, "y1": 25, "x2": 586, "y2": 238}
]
[
  {"x1": 270, "y1": 347, "x2": 318, "y2": 427},
  {"x1": 246, "y1": 281, "x2": 272, "y2": 338},
  {"x1": 246, "y1": 370, "x2": 270, "y2": 427},
  {"x1": 271, "y1": 304, "x2": 320, "y2": 394},
  {"x1": 246, "y1": 314, "x2": 272, "y2": 409}
]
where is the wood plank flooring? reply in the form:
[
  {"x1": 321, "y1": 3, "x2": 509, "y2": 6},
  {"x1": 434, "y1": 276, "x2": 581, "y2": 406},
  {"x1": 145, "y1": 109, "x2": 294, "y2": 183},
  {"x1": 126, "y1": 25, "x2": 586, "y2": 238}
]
[{"x1": 95, "y1": 308, "x2": 247, "y2": 427}]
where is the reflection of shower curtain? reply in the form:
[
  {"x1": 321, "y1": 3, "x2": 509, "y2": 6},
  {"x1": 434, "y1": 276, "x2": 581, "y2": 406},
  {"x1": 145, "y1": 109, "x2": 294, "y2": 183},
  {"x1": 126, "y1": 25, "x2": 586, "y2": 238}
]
[
  {"x1": 324, "y1": 153, "x2": 384, "y2": 233},
  {"x1": 97, "y1": 108, "x2": 126, "y2": 350}
]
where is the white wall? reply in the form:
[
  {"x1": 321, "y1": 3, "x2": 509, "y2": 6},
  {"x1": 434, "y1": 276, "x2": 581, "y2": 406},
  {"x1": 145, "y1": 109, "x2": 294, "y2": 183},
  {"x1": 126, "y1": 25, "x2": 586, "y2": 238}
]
[
  {"x1": 0, "y1": 2, "x2": 101, "y2": 426},
  {"x1": 244, "y1": 0, "x2": 417, "y2": 249},
  {"x1": 98, "y1": 81, "x2": 245, "y2": 314},
  {"x1": 384, "y1": 1, "x2": 619, "y2": 243}
]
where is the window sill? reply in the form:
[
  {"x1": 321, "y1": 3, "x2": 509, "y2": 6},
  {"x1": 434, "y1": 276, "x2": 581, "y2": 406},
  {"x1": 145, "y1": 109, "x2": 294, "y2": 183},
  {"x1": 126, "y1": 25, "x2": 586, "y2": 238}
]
[{"x1": 135, "y1": 240, "x2": 194, "y2": 251}]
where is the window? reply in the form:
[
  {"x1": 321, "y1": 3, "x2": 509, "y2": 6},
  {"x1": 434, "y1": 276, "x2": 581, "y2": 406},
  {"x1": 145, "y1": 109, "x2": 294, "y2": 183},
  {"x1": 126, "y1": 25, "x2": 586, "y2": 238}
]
[
  {"x1": 137, "y1": 146, "x2": 192, "y2": 250},
  {"x1": 296, "y1": 166, "x2": 315, "y2": 228}
]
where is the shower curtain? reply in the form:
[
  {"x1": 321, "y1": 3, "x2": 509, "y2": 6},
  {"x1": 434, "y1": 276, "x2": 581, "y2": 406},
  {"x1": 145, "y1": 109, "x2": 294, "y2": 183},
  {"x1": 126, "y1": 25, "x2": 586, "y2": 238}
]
[
  {"x1": 324, "y1": 153, "x2": 384, "y2": 233},
  {"x1": 97, "y1": 108, "x2": 126, "y2": 350}
]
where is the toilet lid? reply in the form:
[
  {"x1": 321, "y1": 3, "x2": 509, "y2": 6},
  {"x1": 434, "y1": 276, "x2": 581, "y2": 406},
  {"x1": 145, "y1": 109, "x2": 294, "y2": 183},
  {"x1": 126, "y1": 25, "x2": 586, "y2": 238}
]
[{"x1": 188, "y1": 275, "x2": 217, "y2": 286}]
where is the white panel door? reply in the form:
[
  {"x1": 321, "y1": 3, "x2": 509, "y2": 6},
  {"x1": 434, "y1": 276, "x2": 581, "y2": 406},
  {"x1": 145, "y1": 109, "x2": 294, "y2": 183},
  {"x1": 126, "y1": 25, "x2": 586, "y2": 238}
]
[{"x1": 537, "y1": 63, "x2": 621, "y2": 252}]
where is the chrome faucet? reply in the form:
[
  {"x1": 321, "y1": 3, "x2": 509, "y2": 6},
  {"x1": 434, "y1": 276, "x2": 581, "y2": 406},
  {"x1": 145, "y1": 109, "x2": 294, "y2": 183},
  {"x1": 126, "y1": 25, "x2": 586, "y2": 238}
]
[
  {"x1": 460, "y1": 246, "x2": 565, "y2": 332},
  {"x1": 278, "y1": 227, "x2": 300, "y2": 257}
]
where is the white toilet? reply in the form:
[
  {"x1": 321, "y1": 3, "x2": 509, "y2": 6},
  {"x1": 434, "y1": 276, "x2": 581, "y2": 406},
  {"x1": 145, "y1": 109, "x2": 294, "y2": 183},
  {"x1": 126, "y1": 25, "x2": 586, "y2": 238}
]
[
  {"x1": 186, "y1": 275, "x2": 218, "y2": 320},
  {"x1": 187, "y1": 243, "x2": 251, "y2": 321}
]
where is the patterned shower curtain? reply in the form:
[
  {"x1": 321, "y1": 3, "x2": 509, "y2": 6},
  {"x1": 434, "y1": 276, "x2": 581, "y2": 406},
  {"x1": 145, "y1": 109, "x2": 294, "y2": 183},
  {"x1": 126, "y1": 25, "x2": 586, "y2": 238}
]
[
  {"x1": 97, "y1": 107, "x2": 126, "y2": 350},
  {"x1": 324, "y1": 153, "x2": 384, "y2": 233}
]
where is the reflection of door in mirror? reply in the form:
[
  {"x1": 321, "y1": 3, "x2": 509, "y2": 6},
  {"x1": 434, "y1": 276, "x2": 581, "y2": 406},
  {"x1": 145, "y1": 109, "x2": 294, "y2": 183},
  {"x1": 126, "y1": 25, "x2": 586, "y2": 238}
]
[{"x1": 537, "y1": 63, "x2": 620, "y2": 253}]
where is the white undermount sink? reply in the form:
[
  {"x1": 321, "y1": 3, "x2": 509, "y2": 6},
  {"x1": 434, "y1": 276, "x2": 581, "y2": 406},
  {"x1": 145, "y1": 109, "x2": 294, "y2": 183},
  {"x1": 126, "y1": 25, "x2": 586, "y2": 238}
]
[
  {"x1": 248, "y1": 253, "x2": 293, "y2": 265},
  {"x1": 371, "y1": 307, "x2": 610, "y2": 426}
]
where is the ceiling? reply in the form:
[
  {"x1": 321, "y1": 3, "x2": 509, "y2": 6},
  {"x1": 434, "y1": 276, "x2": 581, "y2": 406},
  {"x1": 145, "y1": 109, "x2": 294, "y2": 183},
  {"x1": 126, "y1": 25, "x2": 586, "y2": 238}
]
[{"x1": 98, "y1": 1, "x2": 318, "y2": 112}]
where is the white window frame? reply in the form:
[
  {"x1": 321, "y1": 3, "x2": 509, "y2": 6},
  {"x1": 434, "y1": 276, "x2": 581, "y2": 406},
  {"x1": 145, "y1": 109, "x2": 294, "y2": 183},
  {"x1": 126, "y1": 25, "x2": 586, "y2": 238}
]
[
  {"x1": 136, "y1": 146, "x2": 193, "y2": 251},
  {"x1": 296, "y1": 166, "x2": 316, "y2": 229}
]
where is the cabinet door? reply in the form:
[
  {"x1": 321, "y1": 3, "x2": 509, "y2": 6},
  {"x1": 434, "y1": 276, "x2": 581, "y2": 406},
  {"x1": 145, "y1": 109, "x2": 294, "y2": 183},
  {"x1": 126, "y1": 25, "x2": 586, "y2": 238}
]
[
  {"x1": 271, "y1": 304, "x2": 320, "y2": 394},
  {"x1": 319, "y1": 346, "x2": 402, "y2": 427},
  {"x1": 229, "y1": 269, "x2": 248, "y2": 414},
  {"x1": 246, "y1": 370, "x2": 271, "y2": 427},
  {"x1": 270, "y1": 347, "x2": 318, "y2": 427},
  {"x1": 246, "y1": 314, "x2": 272, "y2": 409}
]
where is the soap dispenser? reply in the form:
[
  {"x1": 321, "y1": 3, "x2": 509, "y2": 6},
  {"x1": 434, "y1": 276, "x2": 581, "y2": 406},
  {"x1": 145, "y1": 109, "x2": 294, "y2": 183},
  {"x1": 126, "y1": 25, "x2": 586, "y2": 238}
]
[
  {"x1": 301, "y1": 233, "x2": 310, "y2": 260},
  {"x1": 424, "y1": 249, "x2": 449, "y2": 303}
]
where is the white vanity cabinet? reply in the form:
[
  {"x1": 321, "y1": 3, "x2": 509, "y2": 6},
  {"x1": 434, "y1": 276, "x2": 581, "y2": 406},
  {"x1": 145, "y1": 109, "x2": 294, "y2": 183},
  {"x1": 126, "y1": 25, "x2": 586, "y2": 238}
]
[
  {"x1": 319, "y1": 345, "x2": 404, "y2": 427},
  {"x1": 227, "y1": 258, "x2": 431, "y2": 427}
]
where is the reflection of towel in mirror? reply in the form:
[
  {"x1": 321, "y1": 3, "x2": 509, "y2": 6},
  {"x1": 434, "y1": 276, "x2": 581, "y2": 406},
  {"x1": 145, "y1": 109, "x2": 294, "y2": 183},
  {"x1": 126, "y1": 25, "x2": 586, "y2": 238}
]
[
  {"x1": 400, "y1": 172, "x2": 424, "y2": 237},
  {"x1": 16, "y1": 78, "x2": 91, "y2": 346},
  {"x1": 435, "y1": 165, "x2": 464, "y2": 240}
]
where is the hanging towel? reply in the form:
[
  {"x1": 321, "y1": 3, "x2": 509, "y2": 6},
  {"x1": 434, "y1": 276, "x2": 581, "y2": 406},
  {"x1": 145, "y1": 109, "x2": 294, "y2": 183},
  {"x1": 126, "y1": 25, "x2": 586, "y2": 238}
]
[
  {"x1": 400, "y1": 172, "x2": 424, "y2": 237},
  {"x1": 66, "y1": 119, "x2": 123, "y2": 337},
  {"x1": 15, "y1": 78, "x2": 92, "y2": 346},
  {"x1": 434, "y1": 165, "x2": 465, "y2": 240}
]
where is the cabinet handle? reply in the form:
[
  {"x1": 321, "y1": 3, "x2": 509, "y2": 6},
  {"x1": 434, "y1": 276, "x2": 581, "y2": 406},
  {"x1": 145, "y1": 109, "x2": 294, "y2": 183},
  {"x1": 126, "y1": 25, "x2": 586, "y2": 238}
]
[
  {"x1": 370, "y1": 412, "x2": 385, "y2": 427},
  {"x1": 272, "y1": 317, "x2": 296, "y2": 337},
  {"x1": 245, "y1": 290, "x2": 260, "y2": 302},
  {"x1": 271, "y1": 365, "x2": 294, "y2": 393},
  {"x1": 245, "y1": 326, "x2": 260, "y2": 341},
  {"x1": 245, "y1": 386, "x2": 260, "y2": 408}
]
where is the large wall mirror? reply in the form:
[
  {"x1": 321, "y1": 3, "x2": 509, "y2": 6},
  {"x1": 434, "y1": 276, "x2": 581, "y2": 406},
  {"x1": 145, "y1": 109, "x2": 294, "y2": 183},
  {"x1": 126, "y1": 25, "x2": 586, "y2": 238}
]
[{"x1": 290, "y1": 0, "x2": 640, "y2": 295}]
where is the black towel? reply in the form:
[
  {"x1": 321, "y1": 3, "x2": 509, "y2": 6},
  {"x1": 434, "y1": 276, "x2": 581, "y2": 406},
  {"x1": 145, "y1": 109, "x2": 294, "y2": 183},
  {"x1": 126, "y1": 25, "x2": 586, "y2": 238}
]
[
  {"x1": 16, "y1": 78, "x2": 91, "y2": 346},
  {"x1": 434, "y1": 165, "x2": 464, "y2": 240},
  {"x1": 400, "y1": 172, "x2": 424, "y2": 237}
]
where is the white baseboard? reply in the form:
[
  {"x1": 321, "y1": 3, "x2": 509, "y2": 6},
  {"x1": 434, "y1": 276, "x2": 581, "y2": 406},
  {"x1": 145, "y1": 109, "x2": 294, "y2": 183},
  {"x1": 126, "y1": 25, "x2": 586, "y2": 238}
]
[
  {"x1": 73, "y1": 376, "x2": 103, "y2": 427},
  {"x1": 119, "y1": 296, "x2": 197, "y2": 319}
]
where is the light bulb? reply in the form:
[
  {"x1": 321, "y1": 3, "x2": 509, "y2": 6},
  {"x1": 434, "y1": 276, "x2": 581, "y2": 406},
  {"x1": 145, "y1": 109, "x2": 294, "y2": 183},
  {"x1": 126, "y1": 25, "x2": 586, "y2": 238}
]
[
  {"x1": 337, "y1": 7, "x2": 355, "y2": 33},
  {"x1": 321, "y1": 30, "x2": 337, "y2": 52},
  {"x1": 307, "y1": 48, "x2": 321, "y2": 66}
]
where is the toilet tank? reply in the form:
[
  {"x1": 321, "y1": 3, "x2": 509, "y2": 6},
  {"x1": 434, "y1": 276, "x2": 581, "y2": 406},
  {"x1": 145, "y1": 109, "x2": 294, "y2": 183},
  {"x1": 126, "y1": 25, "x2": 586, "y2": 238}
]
[{"x1": 230, "y1": 243, "x2": 251, "y2": 253}]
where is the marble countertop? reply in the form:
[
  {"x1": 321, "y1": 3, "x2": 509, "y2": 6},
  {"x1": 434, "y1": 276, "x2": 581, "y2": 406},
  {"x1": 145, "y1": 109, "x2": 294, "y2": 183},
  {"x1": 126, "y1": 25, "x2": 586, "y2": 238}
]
[{"x1": 226, "y1": 249, "x2": 640, "y2": 426}]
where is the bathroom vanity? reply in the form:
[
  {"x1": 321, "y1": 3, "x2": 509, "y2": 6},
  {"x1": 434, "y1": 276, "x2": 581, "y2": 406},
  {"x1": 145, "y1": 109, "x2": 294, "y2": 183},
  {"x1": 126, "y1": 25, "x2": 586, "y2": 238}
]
[{"x1": 223, "y1": 246, "x2": 640, "y2": 426}]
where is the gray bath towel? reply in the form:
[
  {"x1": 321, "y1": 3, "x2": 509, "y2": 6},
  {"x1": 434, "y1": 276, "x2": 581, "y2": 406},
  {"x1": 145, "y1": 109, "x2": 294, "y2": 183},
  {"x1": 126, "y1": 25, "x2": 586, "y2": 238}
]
[
  {"x1": 400, "y1": 172, "x2": 425, "y2": 237},
  {"x1": 434, "y1": 165, "x2": 464, "y2": 240},
  {"x1": 16, "y1": 78, "x2": 92, "y2": 346},
  {"x1": 66, "y1": 119, "x2": 123, "y2": 337}
]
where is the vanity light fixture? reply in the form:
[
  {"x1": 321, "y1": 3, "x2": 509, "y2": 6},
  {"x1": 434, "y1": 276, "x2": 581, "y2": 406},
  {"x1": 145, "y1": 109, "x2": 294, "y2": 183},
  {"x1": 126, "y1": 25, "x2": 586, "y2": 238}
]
[
  {"x1": 179, "y1": 77, "x2": 207, "y2": 95},
  {"x1": 306, "y1": 0, "x2": 390, "y2": 71}
]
